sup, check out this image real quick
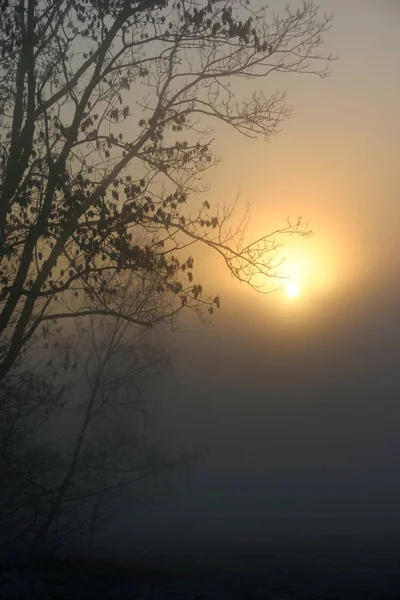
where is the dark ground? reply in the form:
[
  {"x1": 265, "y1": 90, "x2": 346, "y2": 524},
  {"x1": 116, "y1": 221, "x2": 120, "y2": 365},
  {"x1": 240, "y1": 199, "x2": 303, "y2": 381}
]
[{"x1": 1, "y1": 534, "x2": 400, "y2": 599}]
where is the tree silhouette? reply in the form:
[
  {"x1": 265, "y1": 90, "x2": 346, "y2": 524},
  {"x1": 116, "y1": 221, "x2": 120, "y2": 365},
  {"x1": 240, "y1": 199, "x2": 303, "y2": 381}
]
[
  {"x1": 0, "y1": 0, "x2": 332, "y2": 381},
  {"x1": 0, "y1": 301, "x2": 188, "y2": 555}
]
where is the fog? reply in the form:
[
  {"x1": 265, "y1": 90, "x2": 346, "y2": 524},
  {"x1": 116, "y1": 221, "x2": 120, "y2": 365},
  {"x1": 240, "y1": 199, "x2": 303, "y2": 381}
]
[
  {"x1": 94, "y1": 270, "x2": 400, "y2": 560},
  {"x1": 60, "y1": 0, "x2": 400, "y2": 558},
  {"x1": 5, "y1": 0, "x2": 400, "y2": 569}
]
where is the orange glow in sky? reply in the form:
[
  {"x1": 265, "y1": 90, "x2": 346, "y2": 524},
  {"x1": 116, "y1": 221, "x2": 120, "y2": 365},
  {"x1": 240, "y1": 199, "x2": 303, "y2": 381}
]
[{"x1": 185, "y1": 0, "x2": 400, "y2": 321}]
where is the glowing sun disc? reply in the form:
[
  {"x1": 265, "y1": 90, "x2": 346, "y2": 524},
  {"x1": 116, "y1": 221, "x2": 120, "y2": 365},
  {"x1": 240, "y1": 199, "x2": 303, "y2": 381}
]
[{"x1": 285, "y1": 282, "x2": 300, "y2": 298}]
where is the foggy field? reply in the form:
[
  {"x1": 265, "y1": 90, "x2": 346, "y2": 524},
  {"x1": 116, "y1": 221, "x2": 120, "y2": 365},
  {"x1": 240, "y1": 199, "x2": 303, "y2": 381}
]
[{"x1": 2, "y1": 537, "x2": 400, "y2": 599}]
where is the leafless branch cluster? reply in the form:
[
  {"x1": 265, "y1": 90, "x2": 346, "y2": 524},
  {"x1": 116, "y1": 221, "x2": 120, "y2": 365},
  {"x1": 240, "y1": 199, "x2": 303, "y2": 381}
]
[{"x1": 0, "y1": 309, "x2": 191, "y2": 555}]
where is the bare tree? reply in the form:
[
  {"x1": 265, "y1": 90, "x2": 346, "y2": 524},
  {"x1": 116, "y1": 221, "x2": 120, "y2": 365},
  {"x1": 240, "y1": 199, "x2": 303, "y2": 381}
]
[
  {"x1": 0, "y1": 303, "x2": 188, "y2": 556},
  {"x1": 30, "y1": 312, "x2": 178, "y2": 553},
  {"x1": 0, "y1": 357, "x2": 67, "y2": 556},
  {"x1": 0, "y1": 0, "x2": 332, "y2": 382}
]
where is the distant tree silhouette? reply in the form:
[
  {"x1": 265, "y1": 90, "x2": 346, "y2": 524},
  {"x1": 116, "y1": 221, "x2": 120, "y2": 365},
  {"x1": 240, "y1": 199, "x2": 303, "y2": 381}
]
[
  {"x1": 27, "y1": 299, "x2": 187, "y2": 555},
  {"x1": 0, "y1": 0, "x2": 332, "y2": 382},
  {"x1": 0, "y1": 297, "x2": 189, "y2": 556}
]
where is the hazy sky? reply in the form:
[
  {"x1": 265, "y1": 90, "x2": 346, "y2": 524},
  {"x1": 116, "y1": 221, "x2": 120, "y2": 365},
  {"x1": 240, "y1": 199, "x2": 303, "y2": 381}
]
[{"x1": 100, "y1": 0, "x2": 400, "y2": 558}]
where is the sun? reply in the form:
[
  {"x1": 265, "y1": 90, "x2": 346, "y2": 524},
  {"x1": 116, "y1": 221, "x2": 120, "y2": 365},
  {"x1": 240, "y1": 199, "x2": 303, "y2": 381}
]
[{"x1": 285, "y1": 281, "x2": 300, "y2": 298}]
